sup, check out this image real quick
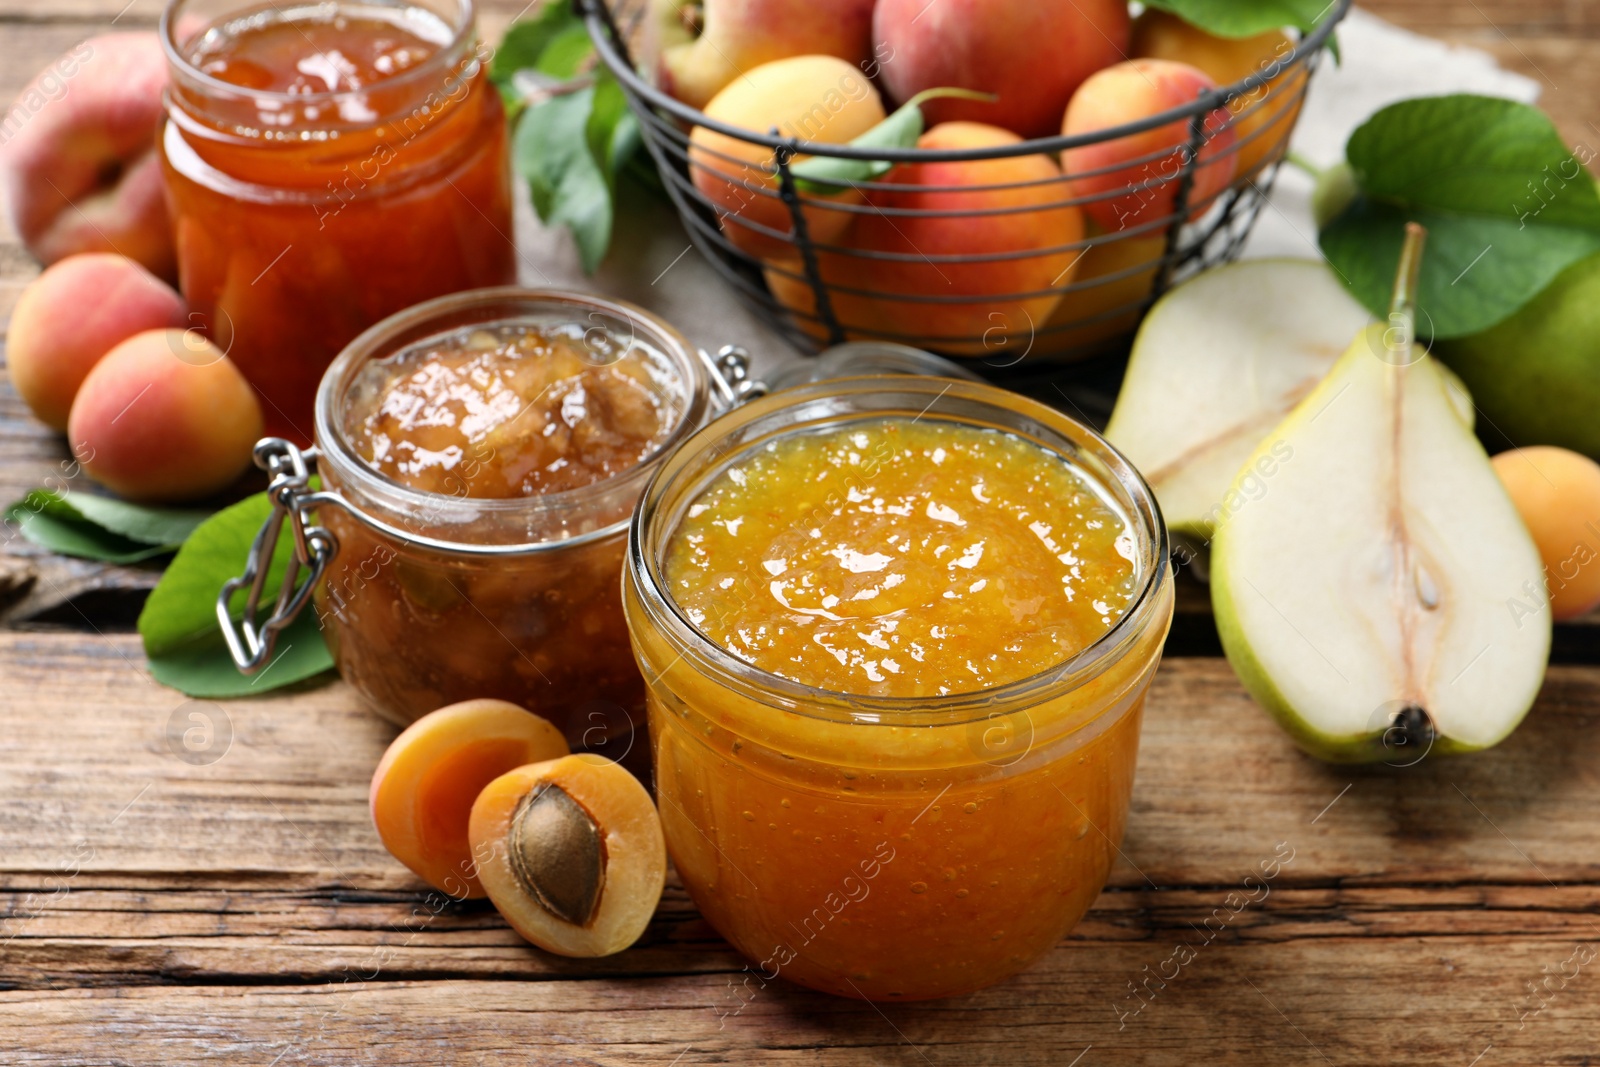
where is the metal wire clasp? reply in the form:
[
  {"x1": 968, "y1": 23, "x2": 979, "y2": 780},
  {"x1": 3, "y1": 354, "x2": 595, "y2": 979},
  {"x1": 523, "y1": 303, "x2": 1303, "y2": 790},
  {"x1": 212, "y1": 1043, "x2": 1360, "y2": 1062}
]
[
  {"x1": 217, "y1": 438, "x2": 338, "y2": 673},
  {"x1": 701, "y1": 344, "x2": 767, "y2": 410}
]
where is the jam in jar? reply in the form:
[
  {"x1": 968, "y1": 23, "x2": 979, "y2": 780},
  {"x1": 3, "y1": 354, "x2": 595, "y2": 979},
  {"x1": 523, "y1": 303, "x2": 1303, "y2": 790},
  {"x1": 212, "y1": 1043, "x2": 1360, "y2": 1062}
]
[{"x1": 160, "y1": 0, "x2": 515, "y2": 442}]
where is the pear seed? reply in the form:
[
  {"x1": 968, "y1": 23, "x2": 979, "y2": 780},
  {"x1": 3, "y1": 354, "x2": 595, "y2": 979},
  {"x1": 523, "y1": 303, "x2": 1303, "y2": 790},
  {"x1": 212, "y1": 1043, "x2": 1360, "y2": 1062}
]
[
  {"x1": 1414, "y1": 562, "x2": 1441, "y2": 610},
  {"x1": 508, "y1": 783, "x2": 605, "y2": 927}
]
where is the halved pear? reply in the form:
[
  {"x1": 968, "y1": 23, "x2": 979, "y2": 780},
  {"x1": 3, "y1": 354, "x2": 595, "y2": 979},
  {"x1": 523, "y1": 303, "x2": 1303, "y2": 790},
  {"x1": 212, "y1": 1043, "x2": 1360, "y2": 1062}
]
[
  {"x1": 1107, "y1": 258, "x2": 1475, "y2": 542},
  {"x1": 1210, "y1": 322, "x2": 1551, "y2": 762}
]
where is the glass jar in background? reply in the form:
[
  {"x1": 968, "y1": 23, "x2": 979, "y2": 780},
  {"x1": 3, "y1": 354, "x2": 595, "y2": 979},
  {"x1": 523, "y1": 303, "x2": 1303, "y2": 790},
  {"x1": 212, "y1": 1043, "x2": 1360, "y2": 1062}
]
[
  {"x1": 220, "y1": 290, "x2": 749, "y2": 765},
  {"x1": 623, "y1": 377, "x2": 1175, "y2": 1000},
  {"x1": 159, "y1": 0, "x2": 515, "y2": 442}
]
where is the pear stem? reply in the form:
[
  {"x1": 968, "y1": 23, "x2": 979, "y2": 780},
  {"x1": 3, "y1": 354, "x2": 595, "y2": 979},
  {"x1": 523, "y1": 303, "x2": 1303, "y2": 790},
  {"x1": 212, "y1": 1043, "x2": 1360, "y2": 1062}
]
[{"x1": 1387, "y1": 222, "x2": 1427, "y2": 364}]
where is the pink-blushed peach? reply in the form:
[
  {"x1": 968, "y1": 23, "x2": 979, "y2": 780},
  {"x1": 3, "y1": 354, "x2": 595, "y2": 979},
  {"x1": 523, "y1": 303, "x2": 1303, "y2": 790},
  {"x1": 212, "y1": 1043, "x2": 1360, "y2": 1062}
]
[
  {"x1": 0, "y1": 34, "x2": 174, "y2": 280},
  {"x1": 1062, "y1": 58, "x2": 1238, "y2": 232},
  {"x1": 872, "y1": 0, "x2": 1129, "y2": 139},
  {"x1": 649, "y1": 0, "x2": 877, "y2": 111},
  {"x1": 767, "y1": 122, "x2": 1085, "y2": 357},
  {"x1": 68, "y1": 329, "x2": 263, "y2": 503},
  {"x1": 7, "y1": 253, "x2": 188, "y2": 431},
  {"x1": 1130, "y1": 10, "x2": 1303, "y2": 179},
  {"x1": 688, "y1": 55, "x2": 885, "y2": 260}
]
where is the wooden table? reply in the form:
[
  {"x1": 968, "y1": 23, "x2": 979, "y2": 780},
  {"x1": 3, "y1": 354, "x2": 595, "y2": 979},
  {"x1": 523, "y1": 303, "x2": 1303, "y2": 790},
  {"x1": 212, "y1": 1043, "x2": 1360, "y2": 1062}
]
[{"x1": 3, "y1": 3, "x2": 1599, "y2": 1063}]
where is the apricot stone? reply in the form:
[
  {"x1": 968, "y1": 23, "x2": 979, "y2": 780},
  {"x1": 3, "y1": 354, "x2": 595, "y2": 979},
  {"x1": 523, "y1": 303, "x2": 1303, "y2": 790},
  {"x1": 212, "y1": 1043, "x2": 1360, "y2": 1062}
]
[
  {"x1": 873, "y1": 0, "x2": 1129, "y2": 139},
  {"x1": 1063, "y1": 58, "x2": 1238, "y2": 232},
  {"x1": 1130, "y1": 10, "x2": 1303, "y2": 179},
  {"x1": 1493, "y1": 446, "x2": 1600, "y2": 620},
  {"x1": 7, "y1": 253, "x2": 187, "y2": 430},
  {"x1": 67, "y1": 328, "x2": 263, "y2": 503},
  {"x1": 689, "y1": 55, "x2": 886, "y2": 260}
]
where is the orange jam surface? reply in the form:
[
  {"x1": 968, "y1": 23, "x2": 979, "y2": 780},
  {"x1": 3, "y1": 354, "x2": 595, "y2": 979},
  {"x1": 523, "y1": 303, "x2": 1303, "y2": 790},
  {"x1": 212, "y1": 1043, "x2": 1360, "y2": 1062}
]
[
  {"x1": 664, "y1": 418, "x2": 1140, "y2": 695},
  {"x1": 188, "y1": 5, "x2": 449, "y2": 91},
  {"x1": 344, "y1": 323, "x2": 674, "y2": 497}
]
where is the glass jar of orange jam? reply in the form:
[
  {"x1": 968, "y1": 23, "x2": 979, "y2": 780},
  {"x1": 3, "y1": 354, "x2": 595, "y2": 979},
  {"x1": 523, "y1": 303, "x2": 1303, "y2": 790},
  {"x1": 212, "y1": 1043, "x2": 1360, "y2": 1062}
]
[
  {"x1": 220, "y1": 290, "x2": 757, "y2": 755},
  {"x1": 159, "y1": 0, "x2": 515, "y2": 442},
  {"x1": 623, "y1": 377, "x2": 1174, "y2": 1000}
]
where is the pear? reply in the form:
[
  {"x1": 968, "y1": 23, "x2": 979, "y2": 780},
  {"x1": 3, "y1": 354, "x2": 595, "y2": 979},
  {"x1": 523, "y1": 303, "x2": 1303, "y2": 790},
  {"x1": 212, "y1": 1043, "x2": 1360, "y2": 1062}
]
[
  {"x1": 1210, "y1": 225, "x2": 1551, "y2": 763},
  {"x1": 1437, "y1": 251, "x2": 1600, "y2": 461},
  {"x1": 1108, "y1": 257, "x2": 1475, "y2": 546}
]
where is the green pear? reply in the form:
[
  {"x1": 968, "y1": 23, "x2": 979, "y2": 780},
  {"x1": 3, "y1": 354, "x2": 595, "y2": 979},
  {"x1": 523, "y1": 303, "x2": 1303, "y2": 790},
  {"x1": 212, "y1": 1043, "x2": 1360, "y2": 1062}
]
[
  {"x1": 1211, "y1": 227, "x2": 1550, "y2": 763},
  {"x1": 1436, "y1": 251, "x2": 1600, "y2": 460},
  {"x1": 1107, "y1": 258, "x2": 1473, "y2": 545}
]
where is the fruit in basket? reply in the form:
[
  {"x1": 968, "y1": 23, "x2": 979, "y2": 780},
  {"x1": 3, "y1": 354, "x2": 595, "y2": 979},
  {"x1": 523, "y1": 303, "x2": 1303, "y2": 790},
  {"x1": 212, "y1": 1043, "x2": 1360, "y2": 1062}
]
[
  {"x1": 0, "y1": 34, "x2": 174, "y2": 280},
  {"x1": 1063, "y1": 58, "x2": 1238, "y2": 232},
  {"x1": 1106, "y1": 259, "x2": 1373, "y2": 538},
  {"x1": 1435, "y1": 252, "x2": 1600, "y2": 461},
  {"x1": 469, "y1": 754, "x2": 666, "y2": 957},
  {"x1": 7, "y1": 253, "x2": 187, "y2": 431},
  {"x1": 765, "y1": 122, "x2": 1084, "y2": 356},
  {"x1": 1492, "y1": 447, "x2": 1600, "y2": 620},
  {"x1": 1129, "y1": 11, "x2": 1302, "y2": 179},
  {"x1": 872, "y1": 0, "x2": 1129, "y2": 139},
  {"x1": 689, "y1": 55, "x2": 885, "y2": 260},
  {"x1": 648, "y1": 0, "x2": 876, "y2": 111},
  {"x1": 370, "y1": 699, "x2": 571, "y2": 899},
  {"x1": 67, "y1": 329, "x2": 263, "y2": 503},
  {"x1": 1211, "y1": 227, "x2": 1550, "y2": 762},
  {"x1": 1034, "y1": 229, "x2": 1166, "y2": 357}
]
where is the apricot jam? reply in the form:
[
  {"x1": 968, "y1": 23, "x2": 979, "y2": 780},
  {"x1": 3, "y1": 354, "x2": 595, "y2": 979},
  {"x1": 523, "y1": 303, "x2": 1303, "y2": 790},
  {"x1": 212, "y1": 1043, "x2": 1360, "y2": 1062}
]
[
  {"x1": 160, "y1": 0, "x2": 514, "y2": 442},
  {"x1": 309, "y1": 291, "x2": 712, "y2": 746},
  {"x1": 624, "y1": 378, "x2": 1173, "y2": 1000}
]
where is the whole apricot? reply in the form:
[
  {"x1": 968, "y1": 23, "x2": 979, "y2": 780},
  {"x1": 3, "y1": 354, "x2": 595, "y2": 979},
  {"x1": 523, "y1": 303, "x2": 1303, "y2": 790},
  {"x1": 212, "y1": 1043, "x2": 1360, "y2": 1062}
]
[
  {"x1": 7, "y1": 253, "x2": 188, "y2": 430},
  {"x1": 873, "y1": 0, "x2": 1129, "y2": 139},
  {"x1": 1493, "y1": 446, "x2": 1600, "y2": 620},
  {"x1": 1130, "y1": 10, "x2": 1303, "y2": 179},
  {"x1": 67, "y1": 328, "x2": 263, "y2": 503},
  {"x1": 772, "y1": 122, "x2": 1085, "y2": 357},
  {"x1": 689, "y1": 55, "x2": 885, "y2": 260},
  {"x1": 0, "y1": 34, "x2": 174, "y2": 279},
  {"x1": 1063, "y1": 58, "x2": 1238, "y2": 232},
  {"x1": 1035, "y1": 230, "x2": 1167, "y2": 357}
]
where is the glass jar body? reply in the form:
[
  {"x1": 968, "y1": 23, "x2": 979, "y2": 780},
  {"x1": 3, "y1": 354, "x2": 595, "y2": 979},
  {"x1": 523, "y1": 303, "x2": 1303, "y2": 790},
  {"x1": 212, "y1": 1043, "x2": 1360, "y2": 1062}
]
[
  {"x1": 160, "y1": 0, "x2": 515, "y2": 442},
  {"x1": 623, "y1": 378, "x2": 1174, "y2": 1000}
]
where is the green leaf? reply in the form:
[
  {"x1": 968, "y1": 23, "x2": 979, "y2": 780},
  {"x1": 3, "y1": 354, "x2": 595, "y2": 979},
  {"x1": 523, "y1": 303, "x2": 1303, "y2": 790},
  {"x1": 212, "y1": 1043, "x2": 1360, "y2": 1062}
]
[
  {"x1": 791, "y1": 88, "x2": 996, "y2": 193},
  {"x1": 1143, "y1": 0, "x2": 1334, "y2": 37},
  {"x1": 138, "y1": 485, "x2": 334, "y2": 697},
  {"x1": 514, "y1": 70, "x2": 640, "y2": 274},
  {"x1": 147, "y1": 609, "x2": 333, "y2": 698},
  {"x1": 1319, "y1": 94, "x2": 1600, "y2": 338},
  {"x1": 4, "y1": 489, "x2": 210, "y2": 563},
  {"x1": 490, "y1": 2, "x2": 591, "y2": 102}
]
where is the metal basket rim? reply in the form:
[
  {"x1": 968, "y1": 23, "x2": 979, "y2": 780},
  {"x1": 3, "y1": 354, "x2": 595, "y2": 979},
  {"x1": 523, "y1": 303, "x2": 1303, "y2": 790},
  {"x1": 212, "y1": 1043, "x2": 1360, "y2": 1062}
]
[{"x1": 579, "y1": 0, "x2": 1350, "y2": 162}]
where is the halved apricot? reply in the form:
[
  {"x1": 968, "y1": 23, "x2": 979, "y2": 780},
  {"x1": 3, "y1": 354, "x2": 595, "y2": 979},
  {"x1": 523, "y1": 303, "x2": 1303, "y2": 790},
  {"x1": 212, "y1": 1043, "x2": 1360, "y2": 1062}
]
[
  {"x1": 370, "y1": 699, "x2": 569, "y2": 899},
  {"x1": 469, "y1": 754, "x2": 665, "y2": 957}
]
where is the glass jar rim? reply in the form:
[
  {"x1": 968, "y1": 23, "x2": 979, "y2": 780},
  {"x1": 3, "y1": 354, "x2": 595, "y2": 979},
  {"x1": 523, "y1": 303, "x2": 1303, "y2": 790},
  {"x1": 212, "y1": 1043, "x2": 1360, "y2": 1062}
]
[
  {"x1": 626, "y1": 375, "x2": 1172, "y2": 724},
  {"x1": 160, "y1": 0, "x2": 479, "y2": 109},
  {"x1": 314, "y1": 286, "x2": 713, "y2": 550}
]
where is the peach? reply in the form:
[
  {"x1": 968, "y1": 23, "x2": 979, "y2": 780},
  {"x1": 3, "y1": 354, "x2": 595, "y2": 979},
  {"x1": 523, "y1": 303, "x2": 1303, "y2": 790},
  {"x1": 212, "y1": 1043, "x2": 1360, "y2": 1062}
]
[
  {"x1": 370, "y1": 699, "x2": 571, "y2": 899},
  {"x1": 1130, "y1": 10, "x2": 1303, "y2": 179},
  {"x1": 67, "y1": 328, "x2": 263, "y2": 503},
  {"x1": 1063, "y1": 58, "x2": 1238, "y2": 232},
  {"x1": 1036, "y1": 230, "x2": 1167, "y2": 357},
  {"x1": 872, "y1": 0, "x2": 1129, "y2": 139},
  {"x1": 767, "y1": 122, "x2": 1084, "y2": 357},
  {"x1": 7, "y1": 253, "x2": 187, "y2": 431},
  {"x1": 1492, "y1": 446, "x2": 1600, "y2": 620},
  {"x1": 649, "y1": 0, "x2": 877, "y2": 111},
  {"x1": 689, "y1": 55, "x2": 885, "y2": 260},
  {"x1": 0, "y1": 34, "x2": 174, "y2": 280}
]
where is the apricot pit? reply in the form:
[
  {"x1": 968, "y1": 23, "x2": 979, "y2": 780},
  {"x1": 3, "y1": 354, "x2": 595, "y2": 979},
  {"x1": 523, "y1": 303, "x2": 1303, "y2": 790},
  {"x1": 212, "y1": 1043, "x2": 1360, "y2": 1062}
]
[{"x1": 469, "y1": 754, "x2": 665, "y2": 957}]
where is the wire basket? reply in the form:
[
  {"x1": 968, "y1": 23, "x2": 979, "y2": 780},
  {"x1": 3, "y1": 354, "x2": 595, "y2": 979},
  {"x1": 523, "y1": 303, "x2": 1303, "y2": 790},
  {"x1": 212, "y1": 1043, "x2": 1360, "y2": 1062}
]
[{"x1": 580, "y1": 0, "x2": 1349, "y2": 372}]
